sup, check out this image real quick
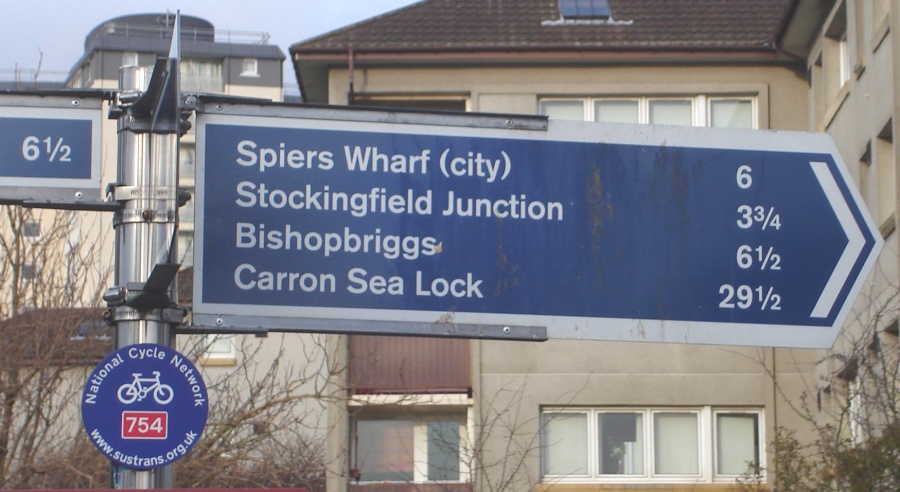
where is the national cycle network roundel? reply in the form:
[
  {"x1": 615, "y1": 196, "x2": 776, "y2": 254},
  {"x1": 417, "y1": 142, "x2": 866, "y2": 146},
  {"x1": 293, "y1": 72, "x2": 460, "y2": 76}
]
[{"x1": 81, "y1": 343, "x2": 208, "y2": 469}]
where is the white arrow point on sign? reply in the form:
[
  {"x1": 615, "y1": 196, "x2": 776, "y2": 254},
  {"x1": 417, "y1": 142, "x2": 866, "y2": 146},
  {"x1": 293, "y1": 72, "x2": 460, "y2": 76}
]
[{"x1": 809, "y1": 161, "x2": 866, "y2": 319}]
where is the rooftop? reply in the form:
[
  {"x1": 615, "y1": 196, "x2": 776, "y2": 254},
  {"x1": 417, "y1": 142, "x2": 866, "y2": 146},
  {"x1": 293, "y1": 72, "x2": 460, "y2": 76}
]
[
  {"x1": 290, "y1": 0, "x2": 801, "y2": 102},
  {"x1": 291, "y1": 0, "x2": 796, "y2": 54}
]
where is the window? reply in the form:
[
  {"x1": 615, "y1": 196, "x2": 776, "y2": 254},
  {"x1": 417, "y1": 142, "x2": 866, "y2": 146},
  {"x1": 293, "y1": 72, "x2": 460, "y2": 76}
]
[
  {"x1": 22, "y1": 263, "x2": 36, "y2": 281},
  {"x1": 23, "y1": 220, "x2": 40, "y2": 238},
  {"x1": 177, "y1": 230, "x2": 194, "y2": 267},
  {"x1": 65, "y1": 229, "x2": 81, "y2": 255},
  {"x1": 202, "y1": 334, "x2": 234, "y2": 361},
  {"x1": 594, "y1": 100, "x2": 638, "y2": 124},
  {"x1": 654, "y1": 412, "x2": 699, "y2": 475},
  {"x1": 649, "y1": 100, "x2": 692, "y2": 126},
  {"x1": 559, "y1": 0, "x2": 611, "y2": 19},
  {"x1": 122, "y1": 52, "x2": 139, "y2": 67},
  {"x1": 71, "y1": 317, "x2": 111, "y2": 341},
  {"x1": 599, "y1": 412, "x2": 644, "y2": 474},
  {"x1": 542, "y1": 96, "x2": 756, "y2": 128},
  {"x1": 709, "y1": 99, "x2": 754, "y2": 129},
  {"x1": 823, "y1": 4, "x2": 850, "y2": 102},
  {"x1": 181, "y1": 59, "x2": 223, "y2": 92},
  {"x1": 716, "y1": 413, "x2": 760, "y2": 475},
  {"x1": 178, "y1": 144, "x2": 196, "y2": 230},
  {"x1": 179, "y1": 187, "x2": 195, "y2": 225},
  {"x1": 542, "y1": 413, "x2": 588, "y2": 475},
  {"x1": 240, "y1": 58, "x2": 259, "y2": 77},
  {"x1": 541, "y1": 407, "x2": 763, "y2": 483},
  {"x1": 353, "y1": 413, "x2": 468, "y2": 484},
  {"x1": 180, "y1": 144, "x2": 196, "y2": 182}
]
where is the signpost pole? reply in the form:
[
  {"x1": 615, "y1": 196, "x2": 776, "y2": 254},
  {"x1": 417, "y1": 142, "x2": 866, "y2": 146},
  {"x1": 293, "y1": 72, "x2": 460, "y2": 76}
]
[
  {"x1": 105, "y1": 16, "x2": 183, "y2": 488},
  {"x1": 108, "y1": 64, "x2": 177, "y2": 489}
]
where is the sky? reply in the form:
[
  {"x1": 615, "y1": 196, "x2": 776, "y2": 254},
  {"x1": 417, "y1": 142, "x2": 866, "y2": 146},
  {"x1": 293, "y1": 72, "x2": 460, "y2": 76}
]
[{"x1": 0, "y1": 0, "x2": 421, "y2": 80}]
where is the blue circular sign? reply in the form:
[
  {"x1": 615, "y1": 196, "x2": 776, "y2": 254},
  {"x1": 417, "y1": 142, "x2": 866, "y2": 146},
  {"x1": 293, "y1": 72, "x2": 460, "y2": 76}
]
[{"x1": 81, "y1": 343, "x2": 208, "y2": 469}]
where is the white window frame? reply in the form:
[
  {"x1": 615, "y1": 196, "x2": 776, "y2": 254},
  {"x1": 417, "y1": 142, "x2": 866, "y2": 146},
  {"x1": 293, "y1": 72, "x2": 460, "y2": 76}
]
[
  {"x1": 201, "y1": 333, "x2": 235, "y2": 363},
  {"x1": 240, "y1": 58, "x2": 259, "y2": 77},
  {"x1": 541, "y1": 406, "x2": 764, "y2": 484},
  {"x1": 712, "y1": 409, "x2": 764, "y2": 481},
  {"x1": 542, "y1": 409, "x2": 592, "y2": 477},
  {"x1": 122, "y1": 52, "x2": 139, "y2": 67},
  {"x1": 540, "y1": 95, "x2": 758, "y2": 129},
  {"x1": 353, "y1": 413, "x2": 471, "y2": 484},
  {"x1": 181, "y1": 58, "x2": 223, "y2": 92}
]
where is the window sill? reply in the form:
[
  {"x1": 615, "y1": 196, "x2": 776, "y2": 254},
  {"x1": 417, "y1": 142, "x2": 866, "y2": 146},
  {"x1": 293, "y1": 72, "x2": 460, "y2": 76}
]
[
  {"x1": 349, "y1": 393, "x2": 472, "y2": 407},
  {"x1": 350, "y1": 483, "x2": 471, "y2": 491},
  {"x1": 822, "y1": 83, "x2": 851, "y2": 130},
  {"x1": 536, "y1": 484, "x2": 748, "y2": 491},
  {"x1": 880, "y1": 212, "x2": 896, "y2": 239},
  {"x1": 872, "y1": 16, "x2": 890, "y2": 53},
  {"x1": 200, "y1": 355, "x2": 236, "y2": 366}
]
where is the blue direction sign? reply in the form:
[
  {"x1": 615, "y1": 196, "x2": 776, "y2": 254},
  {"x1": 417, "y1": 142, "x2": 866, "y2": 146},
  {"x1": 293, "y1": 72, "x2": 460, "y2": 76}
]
[
  {"x1": 0, "y1": 96, "x2": 103, "y2": 204},
  {"x1": 82, "y1": 344, "x2": 208, "y2": 469},
  {"x1": 191, "y1": 106, "x2": 881, "y2": 348}
]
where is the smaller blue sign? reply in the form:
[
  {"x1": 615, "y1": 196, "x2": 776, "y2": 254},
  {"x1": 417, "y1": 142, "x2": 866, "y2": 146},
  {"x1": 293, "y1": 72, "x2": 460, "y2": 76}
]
[
  {"x1": 0, "y1": 99, "x2": 103, "y2": 204},
  {"x1": 82, "y1": 344, "x2": 208, "y2": 470},
  {"x1": 0, "y1": 117, "x2": 93, "y2": 179}
]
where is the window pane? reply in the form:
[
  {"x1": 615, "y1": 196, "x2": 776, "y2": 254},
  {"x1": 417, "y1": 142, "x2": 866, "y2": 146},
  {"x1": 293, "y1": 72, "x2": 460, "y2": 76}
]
[
  {"x1": 241, "y1": 58, "x2": 258, "y2": 75},
  {"x1": 541, "y1": 100, "x2": 585, "y2": 121},
  {"x1": 178, "y1": 231, "x2": 194, "y2": 267},
  {"x1": 560, "y1": 0, "x2": 611, "y2": 18},
  {"x1": 599, "y1": 413, "x2": 644, "y2": 474},
  {"x1": 594, "y1": 100, "x2": 639, "y2": 124},
  {"x1": 205, "y1": 334, "x2": 233, "y2": 356},
  {"x1": 356, "y1": 420, "x2": 414, "y2": 482},
  {"x1": 711, "y1": 99, "x2": 753, "y2": 128},
  {"x1": 542, "y1": 413, "x2": 588, "y2": 475},
  {"x1": 181, "y1": 59, "x2": 223, "y2": 92},
  {"x1": 122, "y1": 52, "x2": 139, "y2": 67},
  {"x1": 654, "y1": 413, "x2": 699, "y2": 474},
  {"x1": 649, "y1": 99, "x2": 692, "y2": 126},
  {"x1": 428, "y1": 421, "x2": 460, "y2": 481},
  {"x1": 23, "y1": 220, "x2": 40, "y2": 237},
  {"x1": 180, "y1": 145, "x2": 196, "y2": 181},
  {"x1": 717, "y1": 414, "x2": 759, "y2": 475}
]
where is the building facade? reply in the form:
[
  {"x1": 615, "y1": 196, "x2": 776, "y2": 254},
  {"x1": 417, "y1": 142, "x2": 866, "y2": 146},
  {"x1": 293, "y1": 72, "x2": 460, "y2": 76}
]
[
  {"x1": 791, "y1": 0, "x2": 900, "y2": 464},
  {"x1": 289, "y1": 0, "x2": 892, "y2": 490}
]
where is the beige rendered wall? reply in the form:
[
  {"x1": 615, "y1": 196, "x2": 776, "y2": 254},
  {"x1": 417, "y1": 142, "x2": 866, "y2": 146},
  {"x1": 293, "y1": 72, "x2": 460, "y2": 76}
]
[
  {"x1": 473, "y1": 340, "x2": 818, "y2": 489},
  {"x1": 328, "y1": 64, "x2": 808, "y2": 131},
  {"x1": 814, "y1": 2, "x2": 898, "y2": 355}
]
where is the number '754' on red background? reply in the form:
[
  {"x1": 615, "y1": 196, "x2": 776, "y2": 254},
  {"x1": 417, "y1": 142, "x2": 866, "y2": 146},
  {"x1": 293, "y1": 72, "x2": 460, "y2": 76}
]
[{"x1": 121, "y1": 411, "x2": 168, "y2": 439}]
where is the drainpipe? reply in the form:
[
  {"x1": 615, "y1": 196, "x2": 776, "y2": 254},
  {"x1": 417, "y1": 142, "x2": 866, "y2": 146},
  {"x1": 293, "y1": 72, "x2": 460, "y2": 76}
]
[{"x1": 348, "y1": 48, "x2": 355, "y2": 105}]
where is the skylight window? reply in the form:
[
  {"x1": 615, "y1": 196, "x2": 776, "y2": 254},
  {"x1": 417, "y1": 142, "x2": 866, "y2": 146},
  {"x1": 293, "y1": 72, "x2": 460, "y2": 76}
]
[{"x1": 559, "y1": 0, "x2": 612, "y2": 19}]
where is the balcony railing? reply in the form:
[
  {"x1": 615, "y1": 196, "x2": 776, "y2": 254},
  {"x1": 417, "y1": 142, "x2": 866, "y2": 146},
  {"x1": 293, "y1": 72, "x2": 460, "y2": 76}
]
[
  {"x1": 95, "y1": 23, "x2": 271, "y2": 45},
  {"x1": 0, "y1": 69, "x2": 69, "y2": 84}
]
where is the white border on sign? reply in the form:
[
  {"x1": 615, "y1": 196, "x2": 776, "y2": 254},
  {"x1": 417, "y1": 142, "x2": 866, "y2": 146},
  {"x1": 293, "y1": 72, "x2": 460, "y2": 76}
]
[{"x1": 0, "y1": 106, "x2": 102, "y2": 190}]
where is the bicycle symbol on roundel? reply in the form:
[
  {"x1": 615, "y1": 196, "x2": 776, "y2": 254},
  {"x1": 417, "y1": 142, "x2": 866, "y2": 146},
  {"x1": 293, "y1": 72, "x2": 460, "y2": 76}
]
[{"x1": 117, "y1": 371, "x2": 175, "y2": 405}]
